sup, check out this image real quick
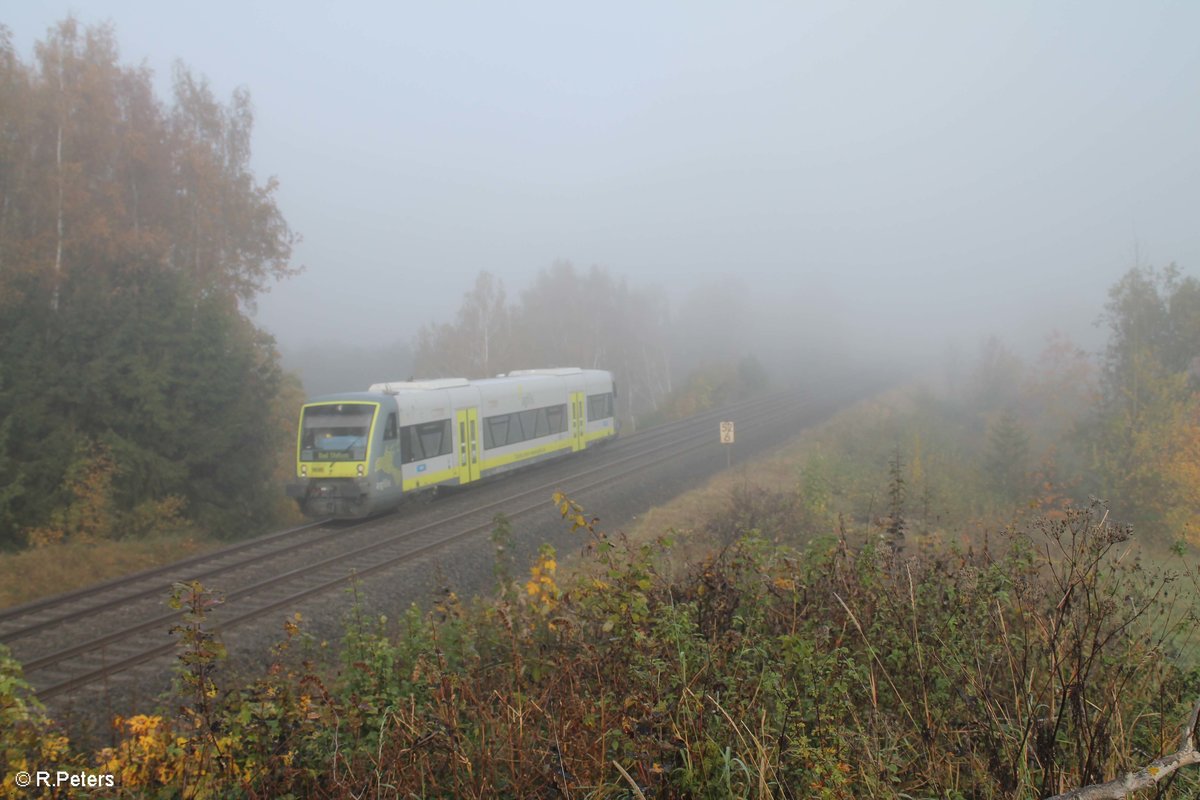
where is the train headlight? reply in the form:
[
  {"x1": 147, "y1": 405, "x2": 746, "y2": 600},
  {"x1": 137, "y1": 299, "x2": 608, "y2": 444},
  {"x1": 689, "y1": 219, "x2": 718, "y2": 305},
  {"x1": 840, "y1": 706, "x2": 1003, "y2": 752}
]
[
  {"x1": 300, "y1": 465, "x2": 308, "y2": 477},
  {"x1": 356, "y1": 464, "x2": 365, "y2": 477}
]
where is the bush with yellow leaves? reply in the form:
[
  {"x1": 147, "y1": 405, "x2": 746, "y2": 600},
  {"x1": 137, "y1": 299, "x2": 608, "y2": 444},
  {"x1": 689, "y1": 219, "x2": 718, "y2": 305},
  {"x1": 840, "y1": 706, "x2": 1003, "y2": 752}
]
[
  {"x1": 524, "y1": 543, "x2": 560, "y2": 613},
  {"x1": 0, "y1": 645, "x2": 74, "y2": 800}
]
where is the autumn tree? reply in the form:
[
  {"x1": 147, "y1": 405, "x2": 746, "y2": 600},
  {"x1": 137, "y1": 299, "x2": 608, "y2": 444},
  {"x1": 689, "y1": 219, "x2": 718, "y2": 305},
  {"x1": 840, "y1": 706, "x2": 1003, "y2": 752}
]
[
  {"x1": 1022, "y1": 331, "x2": 1095, "y2": 449},
  {"x1": 511, "y1": 262, "x2": 673, "y2": 419},
  {"x1": 412, "y1": 265, "x2": 782, "y2": 426},
  {"x1": 1084, "y1": 264, "x2": 1200, "y2": 538},
  {"x1": 414, "y1": 263, "x2": 674, "y2": 421},
  {"x1": 415, "y1": 271, "x2": 511, "y2": 377},
  {"x1": 1160, "y1": 402, "x2": 1200, "y2": 541},
  {"x1": 168, "y1": 64, "x2": 296, "y2": 303},
  {"x1": 0, "y1": 19, "x2": 298, "y2": 546}
]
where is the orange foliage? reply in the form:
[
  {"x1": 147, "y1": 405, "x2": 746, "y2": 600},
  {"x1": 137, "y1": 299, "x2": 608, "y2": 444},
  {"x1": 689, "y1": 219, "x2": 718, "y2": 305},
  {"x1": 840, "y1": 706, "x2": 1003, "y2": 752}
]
[
  {"x1": 1160, "y1": 394, "x2": 1200, "y2": 543},
  {"x1": 1027, "y1": 447, "x2": 1075, "y2": 521},
  {"x1": 24, "y1": 442, "x2": 117, "y2": 545}
]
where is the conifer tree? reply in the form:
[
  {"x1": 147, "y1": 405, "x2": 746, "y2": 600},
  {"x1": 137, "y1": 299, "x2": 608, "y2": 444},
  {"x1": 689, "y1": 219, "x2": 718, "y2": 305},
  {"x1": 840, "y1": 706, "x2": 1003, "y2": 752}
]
[{"x1": 986, "y1": 408, "x2": 1030, "y2": 503}]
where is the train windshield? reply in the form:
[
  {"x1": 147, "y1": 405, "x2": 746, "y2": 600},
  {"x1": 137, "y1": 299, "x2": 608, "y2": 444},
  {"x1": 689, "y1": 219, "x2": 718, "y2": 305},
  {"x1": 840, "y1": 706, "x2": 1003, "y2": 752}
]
[{"x1": 299, "y1": 403, "x2": 375, "y2": 461}]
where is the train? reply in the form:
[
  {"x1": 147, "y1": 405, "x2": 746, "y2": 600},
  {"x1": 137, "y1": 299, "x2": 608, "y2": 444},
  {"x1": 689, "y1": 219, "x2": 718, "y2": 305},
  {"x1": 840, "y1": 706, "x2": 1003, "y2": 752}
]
[{"x1": 286, "y1": 368, "x2": 617, "y2": 518}]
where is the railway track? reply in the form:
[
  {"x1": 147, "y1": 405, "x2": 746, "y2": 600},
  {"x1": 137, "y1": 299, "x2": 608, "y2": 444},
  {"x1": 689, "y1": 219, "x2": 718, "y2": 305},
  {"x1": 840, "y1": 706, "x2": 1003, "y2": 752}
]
[
  {"x1": 0, "y1": 391, "x2": 766, "y2": 640},
  {"x1": 3, "y1": 386, "x2": 848, "y2": 702}
]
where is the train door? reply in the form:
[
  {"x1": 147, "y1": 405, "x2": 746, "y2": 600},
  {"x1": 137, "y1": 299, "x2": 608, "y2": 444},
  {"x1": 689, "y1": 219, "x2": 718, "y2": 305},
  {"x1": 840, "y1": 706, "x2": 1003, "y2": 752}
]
[
  {"x1": 456, "y1": 407, "x2": 481, "y2": 483},
  {"x1": 571, "y1": 391, "x2": 586, "y2": 451}
]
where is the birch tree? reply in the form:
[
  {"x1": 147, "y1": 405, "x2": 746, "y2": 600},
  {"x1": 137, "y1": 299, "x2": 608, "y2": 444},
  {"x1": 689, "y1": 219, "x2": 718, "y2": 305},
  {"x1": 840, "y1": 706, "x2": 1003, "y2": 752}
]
[{"x1": 0, "y1": 18, "x2": 299, "y2": 545}]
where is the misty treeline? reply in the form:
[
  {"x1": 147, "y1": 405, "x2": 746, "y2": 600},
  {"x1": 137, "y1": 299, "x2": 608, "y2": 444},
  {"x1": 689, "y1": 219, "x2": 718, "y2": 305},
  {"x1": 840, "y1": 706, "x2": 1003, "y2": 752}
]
[
  {"x1": 0, "y1": 20, "x2": 301, "y2": 548},
  {"x1": 938, "y1": 263, "x2": 1200, "y2": 545},
  {"x1": 414, "y1": 266, "x2": 769, "y2": 423}
]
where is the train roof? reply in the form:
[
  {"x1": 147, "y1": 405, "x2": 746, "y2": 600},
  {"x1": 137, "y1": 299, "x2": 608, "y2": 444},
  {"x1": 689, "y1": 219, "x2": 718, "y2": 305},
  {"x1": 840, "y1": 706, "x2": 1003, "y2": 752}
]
[
  {"x1": 369, "y1": 369, "x2": 610, "y2": 394},
  {"x1": 368, "y1": 378, "x2": 470, "y2": 393},
  {"x1": 506, "y1": 368, "x2": 583, "y2": 376},
  {"x1": 471, "y1": 368, "x2": 610, "y2": 389},
  {"x1": 305, "y1": 369, "x2": 612, "y2": 403},
  {"x1": 304, "y1": 391, "x2": 388, "y2": 404}
]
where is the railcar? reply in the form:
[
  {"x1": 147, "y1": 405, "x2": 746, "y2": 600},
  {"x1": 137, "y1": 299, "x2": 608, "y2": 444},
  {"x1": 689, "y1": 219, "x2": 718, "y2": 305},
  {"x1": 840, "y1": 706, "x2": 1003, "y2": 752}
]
[{"x1": 286, "y1": 368, "x2": 617, "y2": 518}]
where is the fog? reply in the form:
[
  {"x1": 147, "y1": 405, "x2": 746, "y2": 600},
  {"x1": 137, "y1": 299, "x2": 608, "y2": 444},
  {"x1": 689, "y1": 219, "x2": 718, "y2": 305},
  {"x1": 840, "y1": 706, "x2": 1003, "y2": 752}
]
[{"x1": 8, "y1": 2, "x2": 1198, "y2": 379}]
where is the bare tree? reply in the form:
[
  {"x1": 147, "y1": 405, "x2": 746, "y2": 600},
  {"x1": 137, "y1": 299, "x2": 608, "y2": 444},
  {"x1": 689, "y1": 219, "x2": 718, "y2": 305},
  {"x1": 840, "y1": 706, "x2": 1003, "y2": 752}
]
[{"x1": 1046, "y1": 699, "x2": 1200, "y2": 799}]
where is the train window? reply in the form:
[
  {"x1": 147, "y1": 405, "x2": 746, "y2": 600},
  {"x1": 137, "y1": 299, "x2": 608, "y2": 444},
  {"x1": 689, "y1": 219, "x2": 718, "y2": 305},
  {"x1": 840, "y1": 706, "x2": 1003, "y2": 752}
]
[
  {"x1": 518, "y1": 410, "x2": 538, "y2": 440},
  {"x1": 400, "y1": 419, "x2": 452, "y2": 464},
  {"x1": 546, "y1": 404, "x2": 566, "y2": 433},
  {"x1": 587, "y1": 393, "x2": 613, "y2": 421},
  {"x1": 419, "y1": 422, "x2": 449, "y2": 457},
  {"x1": 402, "y1": 427, "x2": 424, "y2": 463},
  {"x1": 300, "y1": 403, "x2": 374, "y2": 461},
  {"x1": 486, "y1": 415, "x2": 510, "y2": 448},
  {"x1": 383, "y1": 413, "x2": 398, "y2": 441},
  {"x1": 483, "y1": 403, "x2": 569, "y2": 449}
]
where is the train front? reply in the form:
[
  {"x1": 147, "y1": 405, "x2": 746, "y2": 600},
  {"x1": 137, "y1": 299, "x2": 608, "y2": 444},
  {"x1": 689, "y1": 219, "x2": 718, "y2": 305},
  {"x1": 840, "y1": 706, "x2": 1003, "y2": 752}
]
[{"x1": 287, "y1": 397, "x2": 382, "y2": 518}]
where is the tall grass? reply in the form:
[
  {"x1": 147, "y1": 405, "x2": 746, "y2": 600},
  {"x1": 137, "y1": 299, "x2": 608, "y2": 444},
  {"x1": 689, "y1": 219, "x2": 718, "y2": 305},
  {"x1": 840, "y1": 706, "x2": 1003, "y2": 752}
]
[{"x1": 0, "y1": 533, "x2": 218, "y2": 610}]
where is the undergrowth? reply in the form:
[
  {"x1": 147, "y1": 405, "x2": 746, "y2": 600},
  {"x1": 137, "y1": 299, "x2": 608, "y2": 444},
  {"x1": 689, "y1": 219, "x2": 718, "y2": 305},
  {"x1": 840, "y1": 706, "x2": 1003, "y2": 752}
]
[
  {"x1": 2, "y1": 496, "x2": 1198, "y2": 798},
  {"x1": 0, "y1": 532, "x2": 217, "y2": 610}
]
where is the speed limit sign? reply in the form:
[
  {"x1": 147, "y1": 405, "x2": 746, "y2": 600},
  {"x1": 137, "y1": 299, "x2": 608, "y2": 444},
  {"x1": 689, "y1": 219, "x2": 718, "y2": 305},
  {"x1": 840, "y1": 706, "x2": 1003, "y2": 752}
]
[{"x1": 719, "y1": 421, "x2": 735, "y2": 444}]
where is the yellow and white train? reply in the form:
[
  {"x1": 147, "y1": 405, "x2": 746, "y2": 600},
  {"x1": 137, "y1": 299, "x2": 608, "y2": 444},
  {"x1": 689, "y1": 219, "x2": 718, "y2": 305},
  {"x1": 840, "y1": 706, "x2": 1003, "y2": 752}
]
[{"x1": 287, "y1": 368, "x2": 617, "y2": 518}]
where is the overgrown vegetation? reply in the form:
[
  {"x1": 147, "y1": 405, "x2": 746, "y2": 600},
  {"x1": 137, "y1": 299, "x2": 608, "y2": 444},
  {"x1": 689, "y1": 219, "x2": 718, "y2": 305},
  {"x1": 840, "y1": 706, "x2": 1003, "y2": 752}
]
[
  {"x1": 712, "y1": 264, "x2": 1200, "y2": 559},
  {"x1": 0, "y1": 19, "x2": 302, "y2": 548},
  {"x1": 3, "y1": 495, "x2": 1197, "y2": 798}
]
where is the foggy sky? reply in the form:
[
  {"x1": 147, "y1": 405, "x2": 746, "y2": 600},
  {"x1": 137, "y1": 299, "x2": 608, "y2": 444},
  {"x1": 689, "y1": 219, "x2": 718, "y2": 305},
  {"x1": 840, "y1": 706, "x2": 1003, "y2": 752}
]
[{"x1": 7, "y1": 2, "x2": 1199, "y2": 360}]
